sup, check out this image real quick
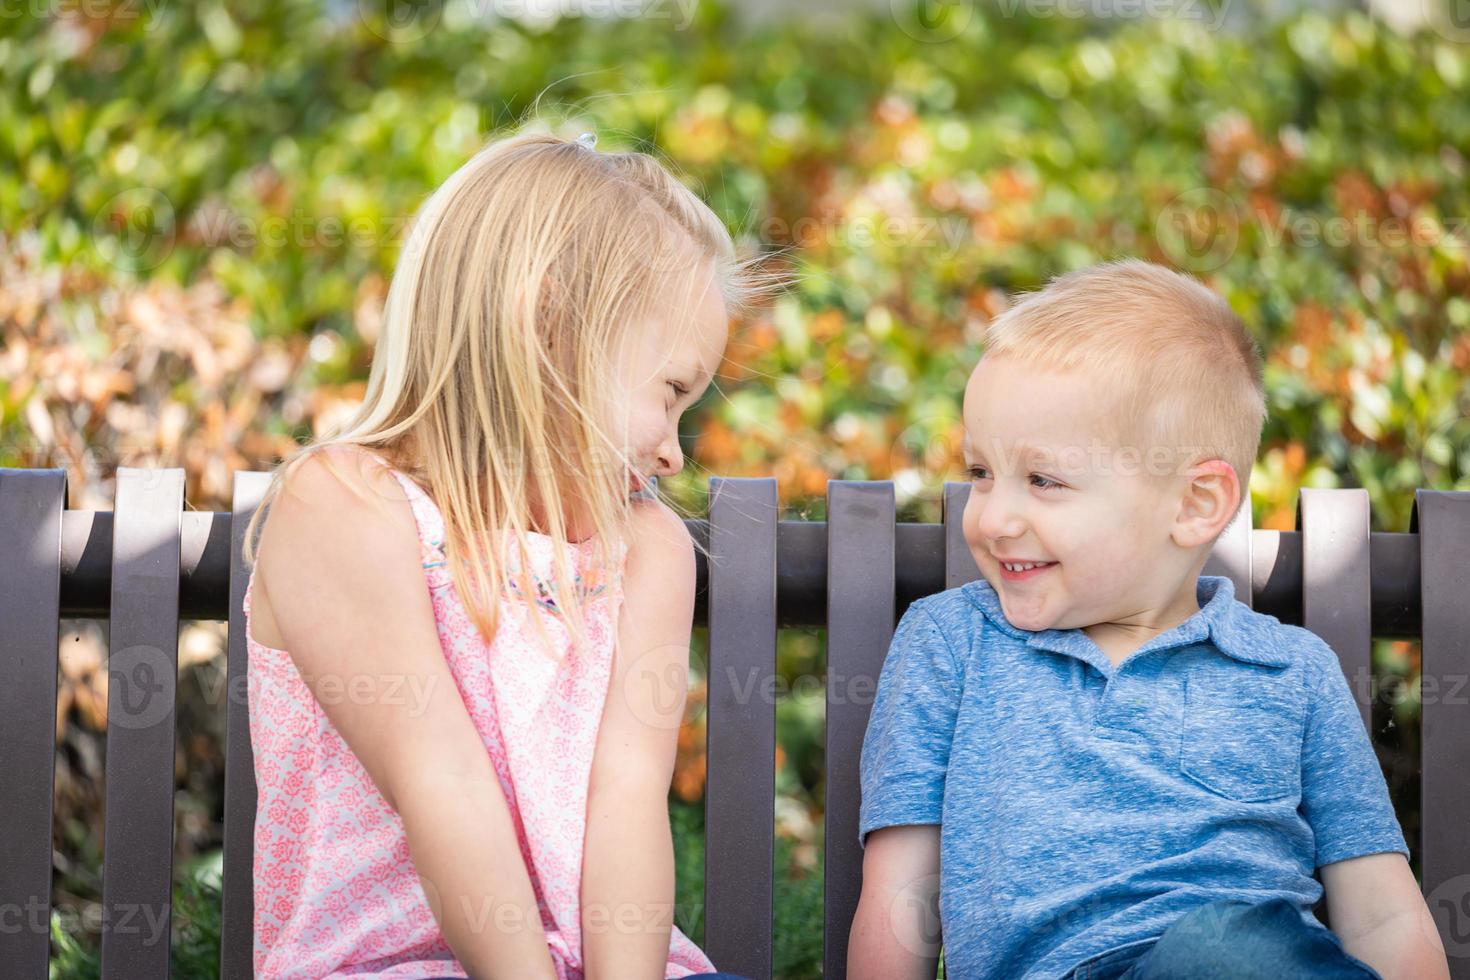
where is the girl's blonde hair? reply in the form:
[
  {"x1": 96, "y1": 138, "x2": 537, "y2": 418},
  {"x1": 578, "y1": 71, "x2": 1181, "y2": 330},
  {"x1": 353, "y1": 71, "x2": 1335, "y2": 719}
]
[
  {"x1": 981, "y1": 259, "x2": 1267, "y2": 496},
  {"x1": 243, "y1": 129, "x2": 768, "y2": 661}
]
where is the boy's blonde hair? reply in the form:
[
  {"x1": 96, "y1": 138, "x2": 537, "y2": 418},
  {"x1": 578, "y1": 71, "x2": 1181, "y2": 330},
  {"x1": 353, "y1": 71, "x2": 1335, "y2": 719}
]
[
  {"x1": 981, "y1": 259, "x2": 1266, "y2": 499},
  {"x1": 243, "y1": 129, "x2": 768, "y2": 660}
]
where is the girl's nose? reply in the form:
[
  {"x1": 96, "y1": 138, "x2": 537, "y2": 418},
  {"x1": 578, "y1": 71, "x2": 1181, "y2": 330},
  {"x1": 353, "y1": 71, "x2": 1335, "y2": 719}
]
[{"x1": 653, "y1": 437, "x2": 683, "y2": 477}]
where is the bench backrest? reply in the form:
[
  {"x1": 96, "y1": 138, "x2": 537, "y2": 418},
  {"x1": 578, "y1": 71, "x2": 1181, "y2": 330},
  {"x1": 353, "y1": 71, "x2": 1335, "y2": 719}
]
[{"x1": 1, "y1": 467, "x2": 1467, "y2": 980}]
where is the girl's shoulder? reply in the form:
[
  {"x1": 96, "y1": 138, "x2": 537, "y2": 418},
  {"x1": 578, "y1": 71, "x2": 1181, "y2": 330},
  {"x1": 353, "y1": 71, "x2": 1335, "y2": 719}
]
[
  {"x1": 627, "y1": 496, "x2": 690, "y2": 546},
  {"x1": 265, "y1": 445, "x2": 421, "y2": 546},
  {"x1": 250, "y1": 446, "x2": 427, "y2": 637},
  {"x1": 620, "y1": 497, "x2": 693, "y2": 588}
]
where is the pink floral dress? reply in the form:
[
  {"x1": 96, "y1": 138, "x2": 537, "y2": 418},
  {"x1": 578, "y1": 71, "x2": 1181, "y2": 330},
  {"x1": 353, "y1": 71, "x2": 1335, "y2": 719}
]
[{"x1": 245, "y1": 464, "x2": 716, "y2": 979}]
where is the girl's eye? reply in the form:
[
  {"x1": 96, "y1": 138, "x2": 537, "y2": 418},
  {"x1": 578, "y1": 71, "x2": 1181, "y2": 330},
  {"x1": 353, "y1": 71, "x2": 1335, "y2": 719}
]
[
  {"x1": 668, "y1": 381, "x2": 688, "y2": 399},
  {"x1": 967, "y1": 466, "x2": 990, "y2": 482}
]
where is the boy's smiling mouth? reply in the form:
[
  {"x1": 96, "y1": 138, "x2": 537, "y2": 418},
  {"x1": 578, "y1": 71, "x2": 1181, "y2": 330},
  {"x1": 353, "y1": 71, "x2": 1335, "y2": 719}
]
[{"x1": 996, "y1": 558, "x2": 1058, "y2": 581}]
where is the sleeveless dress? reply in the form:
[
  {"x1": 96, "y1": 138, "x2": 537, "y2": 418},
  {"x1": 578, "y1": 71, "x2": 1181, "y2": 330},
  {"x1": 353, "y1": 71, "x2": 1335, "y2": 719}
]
[{"x1": 244, "y1": 463, "x2": 717, "y2": 979}]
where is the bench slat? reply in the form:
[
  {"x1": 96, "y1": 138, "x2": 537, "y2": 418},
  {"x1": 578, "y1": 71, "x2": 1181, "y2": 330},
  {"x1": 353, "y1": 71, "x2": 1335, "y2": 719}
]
[
  {"x1": 703, "y1": 477, "x2": 778, "y2": 980},
  {"x1": 1298, "y1": 487, "x2": 1374, "y2": 928},
  {"x1": 24, "y1": 508, "x2": 1441, "y2": 637},
  {"x1": 220, "y1": 472, "x2": 270, "y2": 980},
  {"x1": 0, "y1": 468, "x2": 67, "y2": 978},
  {"x1": 943, "y1": 482, "x2": 980, "y2": 591},
  {"x1": 1299, "y1": 488, "x2": 1374, "y2": 730},
  {"x1": 823, "y1": 481, "x2": 896, "y2": 980},
  {"x1": 1412, "y1": 489, "x2": 1470, "y2": 979},
  {"x1": 1202, "y1": 493, "x2": 1254, "y2": 609},
  {"x1": 100, "y1": 467, "x2": 185, "y2": 980}
]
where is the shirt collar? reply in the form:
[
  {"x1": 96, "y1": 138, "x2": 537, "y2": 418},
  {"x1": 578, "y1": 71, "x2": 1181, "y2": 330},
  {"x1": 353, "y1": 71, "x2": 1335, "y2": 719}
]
[{"x1": 962, "y1": 573, "x2": 1292, "y2": 669}]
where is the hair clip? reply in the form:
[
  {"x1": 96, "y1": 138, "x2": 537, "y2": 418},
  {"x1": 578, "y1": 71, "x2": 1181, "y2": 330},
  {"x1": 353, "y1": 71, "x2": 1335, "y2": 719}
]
[{"x1": 574, "y1": 131, "x2": 598, "y2": 150}]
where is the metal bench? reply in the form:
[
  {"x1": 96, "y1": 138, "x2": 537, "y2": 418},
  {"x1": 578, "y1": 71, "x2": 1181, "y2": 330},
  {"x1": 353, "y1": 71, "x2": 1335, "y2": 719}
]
[{"x1": 2, "y1": 467, "x2": 1468, "y2": 979}]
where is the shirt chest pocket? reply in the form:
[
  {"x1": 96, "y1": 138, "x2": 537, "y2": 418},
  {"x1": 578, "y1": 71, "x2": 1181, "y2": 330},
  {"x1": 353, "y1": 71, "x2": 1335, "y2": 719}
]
[{"x1": 1179, "y1": 668, "x2": 1305, "y2": 803}]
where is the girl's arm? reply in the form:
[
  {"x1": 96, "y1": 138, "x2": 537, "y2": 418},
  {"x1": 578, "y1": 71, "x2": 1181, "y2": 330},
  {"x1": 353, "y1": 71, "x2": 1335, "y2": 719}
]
[
  {"x1": 259, "y1": 450, "x2": 558, "y2": 980},
  {"x1": 582, "y1": 499, "x2": 697, "y2": 980}
]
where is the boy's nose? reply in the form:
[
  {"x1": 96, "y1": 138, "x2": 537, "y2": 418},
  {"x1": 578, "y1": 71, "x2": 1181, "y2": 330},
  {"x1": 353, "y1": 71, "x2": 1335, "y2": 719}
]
[{"x1": 974, "y1": 489, "x2": 1028, "y2": 542}]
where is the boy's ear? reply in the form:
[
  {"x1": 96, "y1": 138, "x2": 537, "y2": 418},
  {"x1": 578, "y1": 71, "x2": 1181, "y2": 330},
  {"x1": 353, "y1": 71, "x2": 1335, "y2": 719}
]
[{"x1": 1171, "y1": 458, "x2": 1241, "y2": 550}]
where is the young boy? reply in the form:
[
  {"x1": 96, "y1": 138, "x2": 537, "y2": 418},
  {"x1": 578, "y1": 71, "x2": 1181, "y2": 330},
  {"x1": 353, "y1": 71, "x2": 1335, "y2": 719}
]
[{"x1": 849, "y1": 260, "x2": 1448, "y2": 979}]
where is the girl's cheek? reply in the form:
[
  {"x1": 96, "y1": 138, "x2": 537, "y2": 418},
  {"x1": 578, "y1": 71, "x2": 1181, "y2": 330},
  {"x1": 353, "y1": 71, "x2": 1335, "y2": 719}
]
[{"x1": 628, "y1": 404, "x2": 659, "y2": 438}]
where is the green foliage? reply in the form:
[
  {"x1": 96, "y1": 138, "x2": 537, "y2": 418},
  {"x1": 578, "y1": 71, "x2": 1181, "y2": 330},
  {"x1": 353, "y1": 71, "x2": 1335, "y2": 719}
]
[
  {"x1": 672, "y1": 798, "x2": 824, "y2": 979},
  {"x1": 48, "y1": 912, "x2": 99, "y2": 980},
  {"x1": 5, "y1": 0, "x2": 1466, "y2": 529},
  {"x1": 48, "y1": 852, "x2": 222, "y2": 980}
]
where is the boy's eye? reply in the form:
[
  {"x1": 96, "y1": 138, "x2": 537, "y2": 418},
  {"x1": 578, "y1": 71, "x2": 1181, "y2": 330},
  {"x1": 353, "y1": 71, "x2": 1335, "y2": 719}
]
[{"x1": 967, "y1": 466, "x2": 1062, "y2": 491}]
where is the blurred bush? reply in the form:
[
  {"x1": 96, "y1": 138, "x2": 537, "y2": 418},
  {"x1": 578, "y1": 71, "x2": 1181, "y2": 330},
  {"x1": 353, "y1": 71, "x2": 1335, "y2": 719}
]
[{"x1": 4, "y1": 0, "x2": 1467, "y2": 975}]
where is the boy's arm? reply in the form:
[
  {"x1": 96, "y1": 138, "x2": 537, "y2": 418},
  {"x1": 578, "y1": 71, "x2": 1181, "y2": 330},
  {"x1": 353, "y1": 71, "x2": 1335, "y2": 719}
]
[
  {"x1": 1320, "y1": 852, "x2": 1448, "y2": 980},
  {"x1": 1295, "y1": 632, "x2": 1438, "y2": 977},
  {"x1": 849, "y1": 825, "x2": 942, "y2": 980},
  {"x1": 851, "y1": 599, "x2": 963, "y2": 980}
]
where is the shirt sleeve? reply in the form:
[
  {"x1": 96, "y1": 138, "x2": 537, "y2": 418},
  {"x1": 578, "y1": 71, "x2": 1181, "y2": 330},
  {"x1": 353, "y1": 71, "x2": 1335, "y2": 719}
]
[
  {"x1": 1298, "y1": 637, "x2": 1409, "y2": 869},
  {"x1": 858, "y1": 599, "x2": 962, "y2": 850}
]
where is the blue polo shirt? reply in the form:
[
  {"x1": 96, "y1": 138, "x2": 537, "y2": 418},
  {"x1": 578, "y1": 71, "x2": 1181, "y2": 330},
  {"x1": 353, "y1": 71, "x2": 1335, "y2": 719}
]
[{"x1": 858, "y1": 574, "x2": 1408, "y2": 980}]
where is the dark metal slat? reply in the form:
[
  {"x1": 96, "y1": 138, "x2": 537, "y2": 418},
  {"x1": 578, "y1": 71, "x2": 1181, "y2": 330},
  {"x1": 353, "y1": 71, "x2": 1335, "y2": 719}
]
[
  {"x1": 1412, "y1": 489, "x2": 1470, "y2": 980},
  {"x1": 100, "y1": 468, "x2": 185, "y2": 980},
  {"x1": 0, "y1": 468, "x2": 67, "y2": 979},
  {"x1": 220, "y1": 471, "x2": 270, "y2": 980},
  {"x1": 42, "y1": 510, "x2": 1431, "y2": 636},
  {"x1": 59, "y1": 510, "x2": 230, "y2": 621},
  {"x1": 703, "y1": 477, "x2": 779, "y2": 980},
  {"x1": 1203, "y1": 492, "x2": 1254, "y2": 608},
  {"x1": 823, "y1": 481, "x2": 896, "y2": 980},
  {"x1": 943, "y1": 481, "x2": 981, "y2": 591},
  {"x1": 1298, "y1": 488, "x2": 1374, "y2": 730}
]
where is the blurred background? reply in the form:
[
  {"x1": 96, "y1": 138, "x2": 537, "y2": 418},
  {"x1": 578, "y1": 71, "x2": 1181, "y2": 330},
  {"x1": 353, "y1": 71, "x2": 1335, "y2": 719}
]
[{"x1": 4, "y1": 0, "x2": 1469, "y2": 975}]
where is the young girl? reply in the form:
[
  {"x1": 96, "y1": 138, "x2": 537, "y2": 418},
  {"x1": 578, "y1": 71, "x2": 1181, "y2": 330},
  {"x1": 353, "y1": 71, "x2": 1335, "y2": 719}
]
[{"x1": 240, "y1": 130, "x2": 764, "y2": 979}]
